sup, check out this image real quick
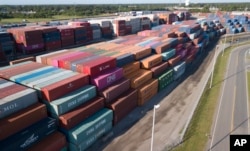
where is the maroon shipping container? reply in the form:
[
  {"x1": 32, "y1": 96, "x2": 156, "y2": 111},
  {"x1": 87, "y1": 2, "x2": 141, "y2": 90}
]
[
  {"x1": 0, "y1": 103, "x2": 47, "y2": 141},
  {"x1": 27, "y1": 131, "x2": 67, "y2": 151},
  {"x1": 45, "y1": 40, "x2": 62, "y2": 51},
  {"x1": 99, "y1": 78, "x2": 130, "y2": 104},
  {"x1": 76, "y1": 56, "x2": 116, "y2": 77},
  {"x1": 150, "y1": 62, "x2": 169, "y2": 78},
  {"x1": 61, "y1": 38, "x2": 75, "y2": 47},
  {"x1": 57, "y1": 26, "x2": 74, "y2": 37},
  {"x1": 0, "y1": 63, "x2": 46, "y2": 79},
  {"x1": 36, "y1": 26, "x2": 58, "y2": 33},
  {"x1": 107, "y1": 89, "x2": 138, "y2": 125},
  {"x1": 41, "y1": 74, "x2": 89, "y2": 102},
  {"x1": 59, "y1": 97, "x2": 104, "y2": 130}
]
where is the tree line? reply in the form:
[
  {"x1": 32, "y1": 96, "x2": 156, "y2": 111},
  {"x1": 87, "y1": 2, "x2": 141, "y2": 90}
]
[{"x1": 0, "y1": 3, "x2": 250, "y2": 21}]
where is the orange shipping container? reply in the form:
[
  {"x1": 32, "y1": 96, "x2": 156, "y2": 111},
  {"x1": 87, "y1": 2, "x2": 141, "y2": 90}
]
[
  {"x1": 138, "y1": 79, "x2": 158, "y2": 106},
  {"x1": 126, "y1": 69, "x2": 152, "y2": 89},
  {"x1": 141, "y1": 54, "x2": 162, "y2": 69},
  {"x1": 122, "y1": 61, "x2": 140, "y2": 77},
  {"x1": 168, "y1": 55, "x2": 181, "y2": 66}
]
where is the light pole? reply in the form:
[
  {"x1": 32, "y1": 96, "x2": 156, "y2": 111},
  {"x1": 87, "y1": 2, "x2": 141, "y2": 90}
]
[
  {"x1": 222, "y1": 35, "x2": 226, "y2": 56},
  {"x1": 151, "y1": 104, "x2": 160, "y2": 151},
  {"x1": 210, "y1": 45, "x2": 219, "y2": 89}
]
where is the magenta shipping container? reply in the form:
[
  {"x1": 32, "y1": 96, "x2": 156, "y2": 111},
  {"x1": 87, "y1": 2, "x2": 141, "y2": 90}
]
[{"x1": 91, "y1": 68, "x2": 123, "y2": 91}]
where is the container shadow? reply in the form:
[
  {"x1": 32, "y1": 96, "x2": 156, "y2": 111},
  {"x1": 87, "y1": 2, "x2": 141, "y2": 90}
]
[{"x1": 87, "y1": 38, "x2": 220, "y2": 151}]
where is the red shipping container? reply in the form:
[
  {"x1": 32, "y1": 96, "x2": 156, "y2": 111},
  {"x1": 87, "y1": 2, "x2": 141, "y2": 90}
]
[
  {"x1": 150, "y1": 61, "x2": 169, "y2": 78},
  {"x1": 0, "y1": 103, "x2": 47, "y2": 141},
  {"x1": 27, "y1": 131, "x2": 67, "y2": 151},
  {"x1": 46, "y1": 51, "x2": 71, "y2": 66},
  {"x1": 36, "y1": 26, "x2": 58, "y2": 33},
  {"x1": 58, "y1": 52, "x2": 93, "y2": 68},
  {"x1": 76, "y1": 56, "x2": 116, "y2": 77},
  {"x1": 0, "y1": 84, "x2": 27, "y2": 98},
  {"x1": 41, "y1": 74, "x2": 89, "y2": 102},
  {"x1": 59, "y1": 97, "x2": 104, "y2": 130}
]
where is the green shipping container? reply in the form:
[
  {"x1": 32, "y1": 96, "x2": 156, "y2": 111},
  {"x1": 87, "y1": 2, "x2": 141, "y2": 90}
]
[
  {"x1": 161, "y1": 49, "x2": 176, "y2": 61},
  {"x1": 45, "y1": 85, "x2": 96, "y2": 116},
  {"x1": 61, "y1": 108, "x2": 113, "y2": 145},
  {"x1": 69, "y1": 122, "x2": 112, "y2": 151},
  {"x1": 158, "y1": 69, "x2": 174, "y2": 91}
]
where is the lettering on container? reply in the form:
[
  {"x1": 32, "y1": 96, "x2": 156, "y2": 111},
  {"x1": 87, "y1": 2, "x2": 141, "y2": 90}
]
[
  {"x1": 95, "y1": 119, "x2": 106, "y2": 129},
  {"x1": 1, "y1": 103, "x2": 18, "y2": 113},
  {"x1": 107, "y1": 74, "x2": 116, "y2": 84},
  {"x1": 67, "y1": 94, "x2": 90, "y2": 108},
  {"x1": 86, "y1": 128, "x2": 95, "y2": 136},
  {"x1": 99, "y1": 65, "x2": 110, "y2": 71},
  {"x1": 20, "y1": 134, "x2": 39, "y2": 148}
]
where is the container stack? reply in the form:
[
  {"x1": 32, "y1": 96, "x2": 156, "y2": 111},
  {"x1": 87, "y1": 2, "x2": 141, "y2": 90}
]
[
  {"x1": 91, "y1": 23, "x2": 102, "y2": 41},
  {"x1": 145, "y1": 14, "x2": 160, "y2": 27},
  {"x1": 36, "y1": 26, "x2": 62, "y2": 51},
  {"x1": 89, "y1": 20, "x2": 113, "y2": 39},
  {"x1": 158, "y1": 12, "x2": 178, "y2": 24},
  {"x1": 70, "y1": 26, "x2": 87, "y2": 45},
  {"x1": 8, "y1": 28, "x2": 45, "y2": 54},
  {"x1": 0, "y1": 32, "x2": 16, "y2": 61},
  {"x1": 112, "y1": 19, "x2": 126, "y2": 36},
  {"x1": 141, "y1": 17, "x2": 151, "y2": 31},
  {"x1": 128, "y1": 17, "x2": 142, "y2": 34},
  {"x1": 0, "y1": 78, "x2": 60, "y2": 151},
  {"x1": 57, "y1": 26, "x2": 75, "y2": 47}
]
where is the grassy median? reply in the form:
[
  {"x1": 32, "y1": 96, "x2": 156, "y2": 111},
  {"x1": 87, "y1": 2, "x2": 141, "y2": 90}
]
[{"x1": 171, "y1": 43, "x2": 249, "y2": 151}]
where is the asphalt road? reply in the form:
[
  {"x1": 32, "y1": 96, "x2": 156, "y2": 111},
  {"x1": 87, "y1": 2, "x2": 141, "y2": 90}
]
[{"x1": 209, "y1": 45, "x2": 250, "y2": 151}]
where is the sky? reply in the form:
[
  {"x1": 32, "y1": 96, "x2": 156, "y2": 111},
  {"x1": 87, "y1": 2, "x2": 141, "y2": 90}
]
[{"x1": 1, "y1": 0, "x2": 250, "y2": 5}]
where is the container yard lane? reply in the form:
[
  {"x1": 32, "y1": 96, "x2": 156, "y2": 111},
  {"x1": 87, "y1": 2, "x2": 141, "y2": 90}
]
[{"x1": 209, "y1": 44, "x2": 250, "y2": 151}]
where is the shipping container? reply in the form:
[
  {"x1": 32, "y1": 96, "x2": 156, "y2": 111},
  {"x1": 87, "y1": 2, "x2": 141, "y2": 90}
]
[
  {"x1": 27, "y1": 131, "x2": 67, "y2": 151},
  {"x1": 140, "y1": 54, "x2": 162, "y2": 69},
  {"x1": 60, "y1": 108, "x2": 113, "y2": 145},
  {"x1": 59, "y1": 97, "x2": 104, "y2": 130},
  {"x1": 122, "y1": 61, "x2": 140, "y2": 77},
  {"x1": 150, "y1": 61, "x2": 169, "y2": 78},
  {"x1": 69, "y1": 122, "x2": 112, "y2": 151},
  {"x1": 167, "y1": 55, "x2": 181, "y2": 66},
  {"x1": 173, "y1": 61, "x2": 186, "y2": 80},
  {"x1": 77, "y1": 56, "x2": 116, "y2": 77},
  {"x1": 0, "y1": 117, "x2": 57, "y2": 151},
  {"x1": 45, "y1": 85, "x2": 96, "y2": 116},
  {"x1": 158, "y1": 69, "x2": 174, "y2": 91},
  {"x1": 99, "y1": 78, "x2": 130, "y2": 104},
  {"x1": 0, "y1": 81, "x2": 38, "y2": 119},
  {"x1": 0, "y1": 103, "x2": 47, "y2": 141},
  {"x1": 161, "y1": 49, "x2": 176, "y2": 61},
  {"x1": 41, "y1": 73, "x2": 89, "y2": 102},
  {"x1": 91, "y1": 67, "x2": 123, "y2": 91},
  {"x1": 126, "y1": 69, "x2": 152, "y2": 89},
  {"x1": 107, "y1": 88, "x2": 138, "y2": 125},
  {"x1": 138, "y1": 79, "x2": 158, "y2": 106}
]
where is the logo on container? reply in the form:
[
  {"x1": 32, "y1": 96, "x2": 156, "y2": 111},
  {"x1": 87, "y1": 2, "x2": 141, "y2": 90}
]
[
  {"x1": 67, "y1": 83, "x2": 73, "y2": 89},
  {"x1": 107, "y1": 74, "x2": 116, "y2": 84},
  {"x1": 20, "y1": 134, "x2": 39, "y2": 148}
]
